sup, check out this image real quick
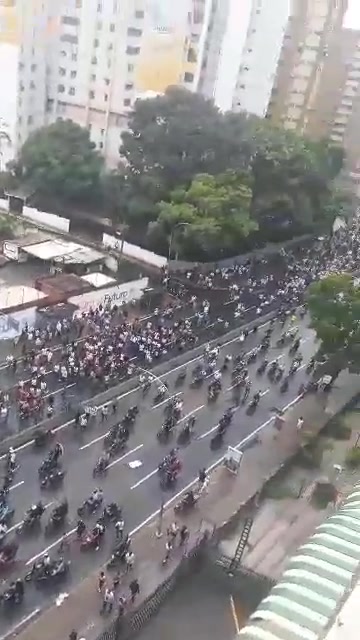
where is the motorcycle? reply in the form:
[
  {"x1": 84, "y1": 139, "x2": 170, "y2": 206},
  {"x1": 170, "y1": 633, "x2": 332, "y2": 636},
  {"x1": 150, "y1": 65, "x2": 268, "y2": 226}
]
[
  {"x1": 25, "y1": 558, "x2": 70, "y2": 582},
  {"x1": 175, "y1": 371, "x2": 187, "y2": 386},
  {"x1": 102, "y1": 503, "x2": 122, "y2": 522},
  {"x1": 40, "y1": 469, "x2": 65, "y2": 489},
  {"x1": 0, "y1": 543, "x2": 18, "y2": 573},
  {"x1": 177, "y1": 418, "x2": 196, "y2": 445},
  {"x1": 80, "y1": 528, "x2": 105, "y2": 551},
  {"x1": 256, "y1": 361, "x2": 268, "y2": 376},
  {"x1": 38, "y1": 457, "x2": 59, "y2": 479},
  {"x1": 108, "y1": 438, "x2": 127, "y2": 457},
  {"x1": 0, "y1": 586, "x2": 23, "y2": 607},
  {"x1": 44, "y1": 508, "x2": 68, "y2": 536},
  {"x1": 93, "y1": 457, "x2": 109, "y2": 477},
  {"x1": 17, "y1": 505, "x2": 45, "y2": 534},
  {"x1": 77, "y1": 495, "x2": 103, "y2": 517},
  {"x1": 0, "y1": 503, "x2": 14, "y2": 526},
  {"x1": 280, "y1": 378, "x2": 289, "y2": 393},
  {"x1": 106, "y1": 537, "x2": 131, "y2": 569},
  {"x1": 174, "y1": 491, "x2": 199, "y2": 514}
]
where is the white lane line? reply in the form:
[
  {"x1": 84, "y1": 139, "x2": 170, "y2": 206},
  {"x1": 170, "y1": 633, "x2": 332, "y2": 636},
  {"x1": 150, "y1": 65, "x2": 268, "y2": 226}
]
[
  {"x1": 178, "y1": 405, "x2": 204, "y2": 424},
  {"x1": 27, "y1": 391, "x2": 304, "y2": 569},
  {"x1": 9, "y1": 480, "x2": 24, "y2": 491},
  {"x1": 0, "y1": 317, "x2": 277, "y2": 459},
  {"x1": 79, "y1": 432, "x2": 108, "y2": 451},
  {"x1": 107, "y1": 443, "x2": 144, "y2": 469},
  {"x1": 0, "y1": 608, "x2": 41, "y2": 640},
  {"x1": 152, "y1": 392, "x2": 182, "y2": 410},
  {"x1": 129, "y1": 392, "x2": 304, "y2": 537},
  {"x1": 130, "y1": 468, "x2": 157, "y2": 490}
]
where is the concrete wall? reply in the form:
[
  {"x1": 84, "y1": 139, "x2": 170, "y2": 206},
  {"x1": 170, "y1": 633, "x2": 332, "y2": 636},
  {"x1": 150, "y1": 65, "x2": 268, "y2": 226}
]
[{"x1": 22, "y1": 206, "x2": 70, "y2": 233}]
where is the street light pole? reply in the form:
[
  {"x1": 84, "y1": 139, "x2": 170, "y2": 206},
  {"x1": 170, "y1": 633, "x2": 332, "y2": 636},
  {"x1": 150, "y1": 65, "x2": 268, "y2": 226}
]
[{"x1": 155, "y1": 494, "x2": 165, "y2": 538}]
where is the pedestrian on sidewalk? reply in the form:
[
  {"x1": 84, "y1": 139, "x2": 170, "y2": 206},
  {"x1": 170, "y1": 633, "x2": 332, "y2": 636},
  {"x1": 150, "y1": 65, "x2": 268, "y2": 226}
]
[
  {"x1": 129, "y1": 578, "x2": 140, "y2": 603},
  {"x1": 112, "y1": 572, "x2": 121, "y2": 590},
  {"x1": 69, "y1": 631, "x2": 77, "y2": 640},
  {"x1": 101, "y1": 406, "x2": 109, "y2": 422},
  {"x1": 115, "y1": 517, "x2": 125, "y2": 540},
  {"x1": 118, "y1": 595, "x2": 127, "y2": 617},
  {"x1": 112, "y1": 401, "x2": 117, "y2": 415},
  {"x1": 297, "y1": 416, "x2": 304, "y2": 431},
  {"x1": 101, "y1": 588, "x2": 114, "y2": 614},
  {"x1": 125, "y1": 550, "x2": 135, "y2": 572},
  {"x1": 163, "y1": 539, "x2": 173, "y2": 565},
  {"x1": 167, "y1": 521, "x2": 178, "y2": 543},
  {"x1": 198, "y1": 467, "x2": 207, "y2": 487},
  {"x1": 179, "y1": 525, "x2": 189, "y2": 546},
  {"x1": 98, "y1": 570, "x2": 106, "y2": 593}
]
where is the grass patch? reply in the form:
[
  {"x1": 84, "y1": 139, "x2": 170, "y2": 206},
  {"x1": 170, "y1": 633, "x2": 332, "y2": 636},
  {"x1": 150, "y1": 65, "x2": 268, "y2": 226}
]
[
  {"x1": 323, "y1": 417, "x2": 352, "y2": 441},
  {"x1": 345, "y1": 446, "x2": 360, "y2": 468}
]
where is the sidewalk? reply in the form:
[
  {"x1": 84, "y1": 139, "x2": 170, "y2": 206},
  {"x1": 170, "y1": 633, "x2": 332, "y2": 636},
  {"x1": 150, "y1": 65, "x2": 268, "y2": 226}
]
[{"x1": 15, "y1": 371, "x2": 360, "y2": 640}]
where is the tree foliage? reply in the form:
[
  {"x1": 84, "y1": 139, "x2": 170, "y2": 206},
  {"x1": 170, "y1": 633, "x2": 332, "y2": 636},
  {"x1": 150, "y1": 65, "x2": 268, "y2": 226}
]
[
  {"x1": 15, "y1": 120, "x2": 103, "y2": 202},
  {"x1": 115, "y1": 88, "x2": 346, "y2": 257},
  {"x1": 307, "y1": 273, "x2": 360, "y2": 374},
  {"x1": 149, "y1": 171, "x2": 257, "y2": 260}
]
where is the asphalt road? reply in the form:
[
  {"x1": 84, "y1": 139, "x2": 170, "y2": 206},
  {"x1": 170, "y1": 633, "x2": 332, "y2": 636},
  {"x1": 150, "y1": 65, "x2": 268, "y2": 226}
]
[
  {"x1": 0, "y1": 296, "x2": 268, "y2": 438},
  {"x1": 0, "y1": 314, "x2": 317, "y2": 633}
]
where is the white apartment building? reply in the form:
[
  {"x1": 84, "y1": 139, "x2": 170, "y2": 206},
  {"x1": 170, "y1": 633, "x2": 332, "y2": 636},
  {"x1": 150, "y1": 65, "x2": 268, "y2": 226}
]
[
  {"x1": 16, "y1": 0, "x2": 213, "y2": 167},
  {"x1": 199, "y1": 0, "x2": 291, "y2": 116}
]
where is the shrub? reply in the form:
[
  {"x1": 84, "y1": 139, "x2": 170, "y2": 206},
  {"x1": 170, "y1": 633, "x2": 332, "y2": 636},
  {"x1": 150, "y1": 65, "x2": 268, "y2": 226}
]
[
  {"x1": 345, "y1": 446, "x2": 360, "y2": 468},
  {"x1": 323, "y1": 417, "x2": 352, "y2": 440}
]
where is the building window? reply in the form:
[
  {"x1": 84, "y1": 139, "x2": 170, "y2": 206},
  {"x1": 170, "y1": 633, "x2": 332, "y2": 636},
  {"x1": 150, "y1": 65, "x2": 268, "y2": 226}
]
[
  {"x1": 28, "y1": 115, "x2": 33, "y2": 125},
  {"x1": 91, "y1": 56, "x2": 98, "y2": 64},
  {"x1": 94, "y1": 38, "x2": 99, "y2": 47},
  {"x1": 60, "y1": 34, "x2": 78, "y2": 44},
  {"x1": 31, "y1": 63, "x2": 37, "y2": 72},
  {"x1": 69, "y1": 87, "x2": 76, "y2": 95},
  {"x1": 127, "y1": 27, "x2": 142, "y2": 37},
  {"x1": 72, "y1": 53, "x2": 78, "y2": 61},
  {"x1": 61, "y1": 16, "x2": 79, "y2": 26},
  {"x1": 187, "y1": 48, "x2": 196, "y2": 63},
  {"x1": 135, "y1": 10, "x2": 144, "y2": 19},
  {"x1": 125, "y1": 82, "x2": 133, "y2": 90},
  {"x1": 30, "y1": 80, "x2": 36, "y2": 89},
  {"x1": 124, "y1": 98, "x2": 131, "y2": 106},
  {"x1": 108, "y1": 43, "x2": 114, "y2": 51},
  {"x1": 184, "y1": 72, "x2": 194, "y2": 83},
  {"x1": 60, "y1": 50, "x2": 67, "y2": 57},
  {"x1": 104, "y1": 77, "x2": 110, "y2": 85},
  {"x1": 70, "y1": 70, "x2": 77, "y2": 78},
  {"x1": 110, "y1": 23, "x2": 115, "y2": 32},
  {"x1": 89, "y1": 90, "x2": 95, "y2": 98},
  {"x1": 76, "y1": 0, "x2": 82, "y2": 7},
  {"x1": 126, "y1": 46, "x2": 140, "y2": 55},
  {"x1": 97, "y1": 20, "x2": 102, "y2": 30},
  {"x1": 59, "y1": 67, "x2": 66, "y2": 76},
  {"x1": 99, "y1": 141, "x2": 104, "y2": 149},
  {"x1": 128, "y1": 63, "x2": 134, "y2": 72},
  {"x1": 58, "y1": 84, "x2": 65, "y2": 93},
  {"x1": 104, "y1": 93, "x2": 108, "y2": 101},
  {"x1": 91, "y1": 73, "x2": 96, "y2": 81},
  {"x1": 100, "y1": 128, "x2": 104, "y2": 135},
  {"x1": 97, "y1": 1, "x2": 102, "y2": 11}
]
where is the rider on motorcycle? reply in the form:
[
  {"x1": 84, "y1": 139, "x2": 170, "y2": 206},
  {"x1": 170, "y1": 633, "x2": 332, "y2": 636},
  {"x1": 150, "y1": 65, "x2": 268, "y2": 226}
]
[
  {"x1": 51, "y1": 499, "x2": 68, "y2": 522},
  {"x1": 52, "y1": 443, "x2": 64, "y2": 464},
  {"x1": 6, "y1": 447, "x2": 16, "y2": 471},
  {"x1": 89, "y1": 488, "x2": 103, "y2": 505},
  {"x1": 97, "y1": 452, "x2": 110, "y2": 471},
  {"x1": 28, "y1": 501, "x2": 45, "y2": 520}
]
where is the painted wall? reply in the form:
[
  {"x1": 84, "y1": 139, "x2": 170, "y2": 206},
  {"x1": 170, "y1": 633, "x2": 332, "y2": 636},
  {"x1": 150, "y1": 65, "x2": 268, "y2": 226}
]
[
  {"x1": 69, "y1": 277, "x2": 149, "y2": 315},
  {"x1": 102, "y1": 233, "x2": 167, "y2": 269},
  {"x1": 23, "y1": 206, "x2": 70, "y2": 233}
]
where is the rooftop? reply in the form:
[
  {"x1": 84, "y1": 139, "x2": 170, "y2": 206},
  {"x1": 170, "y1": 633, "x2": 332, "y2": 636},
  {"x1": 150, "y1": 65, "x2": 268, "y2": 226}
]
[{"x1": 239, "y1": 484, "x2": 360, "y2": 640}]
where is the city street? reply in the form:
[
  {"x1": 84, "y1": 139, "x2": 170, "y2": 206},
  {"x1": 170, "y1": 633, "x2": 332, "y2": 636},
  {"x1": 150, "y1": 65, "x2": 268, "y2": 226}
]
[
  {"x1": 0, "y1": 314, "x2": 317, "y2": 632},
  {"x1": 0, "y1": 296, "x2": 271, "y2": 438}
]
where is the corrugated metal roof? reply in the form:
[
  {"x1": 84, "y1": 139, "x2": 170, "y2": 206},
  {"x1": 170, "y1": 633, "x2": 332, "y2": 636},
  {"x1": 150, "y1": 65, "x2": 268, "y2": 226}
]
[{"x1": 239, "y1": 483, "x2": 360, "y2": 640}]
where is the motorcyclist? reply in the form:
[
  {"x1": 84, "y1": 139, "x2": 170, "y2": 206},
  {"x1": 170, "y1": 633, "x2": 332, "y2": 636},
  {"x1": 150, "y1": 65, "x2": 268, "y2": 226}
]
[
  {"x1": 52, "y1": 499, "x2": 68, "y2": 521},
  {"x1": 7, "y1": 447, "x2": 16, "y2": 470},
  {"x1": 15, "y1": 578, "x2": 24, "y2": 600},
  {"x1": 0, "y1": 522, "x2": 8, "y2": 538},
  {"x1": 28, "y1": 501, "x2": 44, "y2": 520},
  {"x1": 52, "y1": 442, "x2": 64, "y2": 463},
  {"x1": 97, "y1": 452, "x2": 110, "y2": 471},
  {"x1": 89, "y1": 488, "x2": 103, "y2": 505},
  {"x1": 76, "y1": 519, "x2": 86, "y2": 538},
  {"x1": 252, "y1": 391, "x2": 261, "y2": 405},
  {"x1": 0, "y1": 541, "x2": 18, "y2": 561},
  {"x1": 183, "y1": 489, "x2": 195, "y2": 506}
]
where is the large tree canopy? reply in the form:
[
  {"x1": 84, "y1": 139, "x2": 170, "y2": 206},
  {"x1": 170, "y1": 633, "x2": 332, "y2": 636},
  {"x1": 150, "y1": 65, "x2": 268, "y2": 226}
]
[
  {"x1": 307, "y1": 273, "x2": 360, "y2": 375},
  {"x1": 15, "y1": 120, "x2": 103, "y2": 202},
  {"x1": 114, "y1": 88, "x2": 347, "y2": 257},
  {"x1": 149, "y1": 171, "x2": 258, "y2": 260}
]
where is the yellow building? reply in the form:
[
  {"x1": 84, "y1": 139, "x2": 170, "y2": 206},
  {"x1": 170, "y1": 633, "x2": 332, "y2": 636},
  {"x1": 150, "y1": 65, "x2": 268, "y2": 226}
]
[{"x1": 0, "y1": 0, "x2": 19, "y2": 44}]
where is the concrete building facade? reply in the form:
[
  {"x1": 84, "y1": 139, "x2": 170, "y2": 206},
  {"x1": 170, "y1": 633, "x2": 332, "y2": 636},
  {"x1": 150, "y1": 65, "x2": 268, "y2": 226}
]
[{"x1": 267, "y1": 0, "x2": 349, "y2": 133}]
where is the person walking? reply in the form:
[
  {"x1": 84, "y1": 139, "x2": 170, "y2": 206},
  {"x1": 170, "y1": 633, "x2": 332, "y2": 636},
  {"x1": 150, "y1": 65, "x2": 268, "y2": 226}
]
[
  {"x1": 129, "y1": 578, "x2": 140, "y2": 603},
  {"x1": 97, "y1": 570, "x2": 106, "y2": 593}
]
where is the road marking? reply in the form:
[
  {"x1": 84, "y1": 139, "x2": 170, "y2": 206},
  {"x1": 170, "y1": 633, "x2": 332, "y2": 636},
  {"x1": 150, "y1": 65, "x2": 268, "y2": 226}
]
[
  {"x1": 130, "y1": 468, "x2": 157, "y2": 490},
  {"x1": 0, "y1": 317, "x2": 278, "y2": 458},
  {"x1": 152, "y1": 392, "x2": 182, "y2": 410},
  {"x1": 79, "y1": 432, "x2": 109, "y2": 451},
  {"x1": 9, "y1": 480, "x2": 24, "y2": 491},
  {"x1": 178, "y1": 405, "x2": 204, "y2": 424},
  {"x1": 107, "y1": 443, "x2": 144, "y2": 469},
  {"x1": 27, "y1": 390, "x2": 304, "y2": 570},
  {"x1": 0, "y1": 608, "x2": 41, "y2": 640}
]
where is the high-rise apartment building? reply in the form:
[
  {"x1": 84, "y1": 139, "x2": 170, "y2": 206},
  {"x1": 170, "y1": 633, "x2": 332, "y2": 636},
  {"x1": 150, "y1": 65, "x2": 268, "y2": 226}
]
[
  {"x1": 267, "y1": 0, "x2": 348, "y2": 133},
  {"x1": 16, "y1": 0, "x2": 213, "y2": 167}
]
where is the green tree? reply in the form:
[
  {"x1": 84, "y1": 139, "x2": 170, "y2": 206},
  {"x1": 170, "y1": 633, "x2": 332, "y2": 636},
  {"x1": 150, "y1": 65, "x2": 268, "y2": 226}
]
[
  {"x1": 15, "y1": 120, "x2": 103, "y2": 202},
  {"x1": 251, "y1": 128, "x2": 344, "y2": 240},
  {"x1": 118, "y1": 87, "x2": 255, "y2": 224},
  {"x1": 307, "y1": 273, "x2": 360, "y2": 375},
  {"x1": 149, "y1": 171, "x2": 258, "y2": 260}
]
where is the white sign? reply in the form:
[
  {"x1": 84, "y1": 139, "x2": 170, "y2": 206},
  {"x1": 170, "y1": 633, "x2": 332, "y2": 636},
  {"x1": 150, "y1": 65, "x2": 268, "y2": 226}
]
[
  {"x1": 69, "y1": 277, "x2": 149, "y2": 315},
  {"x1": 3, "y1": 241, "x2": 18, "y2": 261},
  {"x1": 224, "y1": 446, "x2": 243, "y2": 474}
]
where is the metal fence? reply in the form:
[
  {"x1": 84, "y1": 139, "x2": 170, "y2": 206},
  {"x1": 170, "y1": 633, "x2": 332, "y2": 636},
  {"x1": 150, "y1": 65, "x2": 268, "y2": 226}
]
[{"x1": 96, "y1": 535, "x2": 209, "y2": 640}]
